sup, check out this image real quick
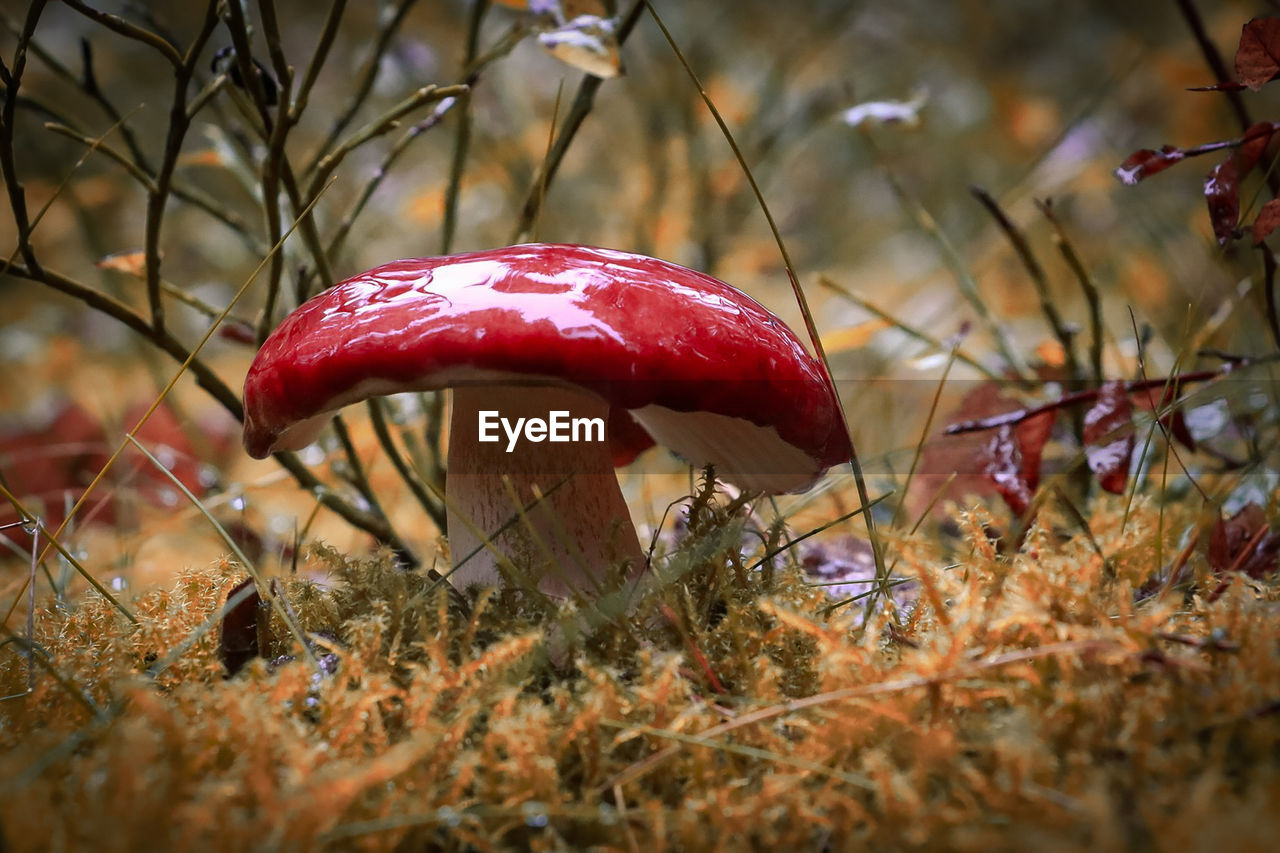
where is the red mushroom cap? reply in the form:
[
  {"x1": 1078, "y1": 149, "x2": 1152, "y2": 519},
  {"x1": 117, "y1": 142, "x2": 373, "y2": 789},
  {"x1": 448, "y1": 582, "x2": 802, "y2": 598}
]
[{"x1": 243, "y1": 244, "x2": 850, "y2": 491}]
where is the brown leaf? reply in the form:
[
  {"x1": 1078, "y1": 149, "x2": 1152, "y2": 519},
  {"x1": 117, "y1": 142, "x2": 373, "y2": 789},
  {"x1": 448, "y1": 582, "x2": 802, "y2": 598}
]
[
  {"x1": 1235, "y1": 18, "x2": 1280, "y2": 91},
  {"x1": 1235, "y1": 121, "x2": 1278, "y2": 174},
  {"x1": 1114, "y1": 146, "x2": 1186, "y2": 185},
  {"x1": 1016, "y1": 409, "x2": 1055, "y2": 487},
  {"x1": 95, "y1": 250, "x2": 149, "y2": 277},
  {"x1": 1254, "y1": 198, "x2": 1280, "y2": 244},
  {"x1": 218, "y1": 577, "x2": 263, "y2": 677},
  {"x1": 1205, "y1": 157, "x2": 1241, "y2": 245},
  {"x1": 1083, "y1": 380, "x2": 1134, "y2": 494},
  {"x1": 537, "y1": 14, "x2": 622, "y2": 78},
  {"x1": 1206, "y1": 504, "x2": 1280, "y2": 600}
]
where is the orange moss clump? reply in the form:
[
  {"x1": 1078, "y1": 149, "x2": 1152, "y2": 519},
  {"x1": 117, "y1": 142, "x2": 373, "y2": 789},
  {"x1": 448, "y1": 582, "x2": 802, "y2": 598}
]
[{"x1": 3, "y1": 496, "x2": 1280, "y2": 850}]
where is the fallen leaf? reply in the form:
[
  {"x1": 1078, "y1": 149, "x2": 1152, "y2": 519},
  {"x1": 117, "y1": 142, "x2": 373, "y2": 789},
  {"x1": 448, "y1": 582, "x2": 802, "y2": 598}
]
[
  {"x1": 1206, "y1": 503, "x2": 1280, "y2": 600},
  {"x1": 218, "y1": 577, "x2": 263, "y2": 677}
]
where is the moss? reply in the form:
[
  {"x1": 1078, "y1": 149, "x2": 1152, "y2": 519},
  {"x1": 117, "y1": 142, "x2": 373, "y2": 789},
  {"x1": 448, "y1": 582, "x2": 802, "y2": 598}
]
[{"x1": 3, "y1": 496, "x2": 1280, "y2": 851}]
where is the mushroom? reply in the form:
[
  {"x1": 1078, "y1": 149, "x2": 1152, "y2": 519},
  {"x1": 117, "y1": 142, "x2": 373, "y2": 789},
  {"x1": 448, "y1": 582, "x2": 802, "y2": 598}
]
[{"x1": 243, "y1": 243, "x2": 849, "y2": 596}]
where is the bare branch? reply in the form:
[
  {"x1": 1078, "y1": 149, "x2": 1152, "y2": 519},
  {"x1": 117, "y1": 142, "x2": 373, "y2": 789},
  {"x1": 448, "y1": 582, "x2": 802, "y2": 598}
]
[{"x1": 59, "y1": 0, "x2": 183, "y2": 69}]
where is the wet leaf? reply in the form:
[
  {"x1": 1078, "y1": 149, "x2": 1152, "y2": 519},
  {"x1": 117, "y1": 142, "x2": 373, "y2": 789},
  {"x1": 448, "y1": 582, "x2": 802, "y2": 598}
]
[
  {"x1": 1235, "y1": 18, "x2": 1280, "y2": 91},
  {"x1": 980, "y1": 425, "x2": 1030, "y2": 516},
  {"x1": 1114, "y1": 146, "x2": 1186, "y2": 185},
  {"x1": 537, "y1": 15, "x2": 622, "y2": 78},
  {"x1": 1205, "y1": 157, "x2": 1241, "y2": 245},
  {"x1": 1083, "y1": 380, "x2": 1133, "y2": 494}
]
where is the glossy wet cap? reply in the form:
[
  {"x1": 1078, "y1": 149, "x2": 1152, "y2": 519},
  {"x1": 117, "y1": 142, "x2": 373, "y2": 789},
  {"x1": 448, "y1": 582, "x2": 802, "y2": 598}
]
[{"x1": 242, "y1": 243, "x2": 851, "y2": 491}]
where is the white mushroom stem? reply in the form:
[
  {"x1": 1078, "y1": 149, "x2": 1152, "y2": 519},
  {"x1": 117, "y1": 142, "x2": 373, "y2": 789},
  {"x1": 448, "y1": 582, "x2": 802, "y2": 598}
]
[{"x1": 445, "y1": 384, "x2": 645, "y2": 597}]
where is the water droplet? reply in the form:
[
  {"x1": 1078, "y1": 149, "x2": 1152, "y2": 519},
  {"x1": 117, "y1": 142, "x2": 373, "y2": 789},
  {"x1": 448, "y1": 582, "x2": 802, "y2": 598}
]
[
  {"x1": 198, "y1": 465, "x2": 221, "y2": 489},
  {"x1": 229, "y1": 494, "x2": 247, "y2": 512},
  {"x1": 157, "y1": 488, "x2": 179, "y2": 507},
  {"x1": 521, "y1": 801, "x2": 549, "y2": 829},
  {"x1": 21, "y1": 519, "x2": 39, "y2": 536},
  {"x1": 436, "y1": 806, "x2": 461, "y2": 828},
  {"x1": 110, "y1": 576, "x2": 128, "y2": 592},
  {"x1": 299, "y1": 445, "x2": 325, "y2": 465}
]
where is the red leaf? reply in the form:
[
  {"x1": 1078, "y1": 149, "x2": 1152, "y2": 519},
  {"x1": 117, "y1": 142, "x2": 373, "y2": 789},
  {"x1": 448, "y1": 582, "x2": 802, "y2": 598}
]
[
  {"x1": 980, "y1": 425, "x2": 1033, "y2": 516},
  {"x1": 1254, "y1": 198, "x2": 1280, "y2": 244},
  {"x1": 976, "y1": 406, "x2": 1055, "y2": 518},
  {"x1": 1115, "y1": 146, "x2": 1186, "y2": 185},
  {"x1": 1083, "y1": 380, "x2": 1134, "y2": 494},
  {"x1": 1235, "y1": 121, "x2": 1278, "y2": 174},
  {"x1": 1205, "y1": 157, "x2": 1241, "y2": 245},
  {"x1": 1015, "y1": 409, "x2": 1055, "y2": 491},
  {"x1": 1235, "y1": 18, "x2": 1280, "y2": 91},
  {"x1": 916, "y1": 378, "x2": 1068, "y2": 520}
]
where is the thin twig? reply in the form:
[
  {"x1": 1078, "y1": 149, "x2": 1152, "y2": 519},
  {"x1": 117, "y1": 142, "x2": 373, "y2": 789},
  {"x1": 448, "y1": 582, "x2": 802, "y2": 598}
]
[
  {"x1": 0, "y1": 0, "x2": 49, "y2": 275},
  {"x1": 944, "y1": 366, "x2": 1233, "y2": 435},
  {"x1": 142, "y1": 0, "x2": 219, "y2": 332},
  {"x1": 329, "y1": 96, "x2": 463, "y2": 264},
  {"x1": 367, "y1": 398, "x2": 448, "y2": 532},
  {"x1": 442, "y1": 0, "x2": 489, "y2": 253},
  {"x1": 817, "y1": 274, "x2": 999, "y2": 380},
  {"x1": 304, "y1": 0, "x2": 420, "y2": 175},
  {"x1": 1039, "y1": 200, "x2": 1104, "y2": 385},
  {"x1": 59, "y1": 0, "x2": 182, "y2": 69},
  {"x1": 511, "y1": 0, "x2": 645, "y2": 242},
  {"x1": 291, "y1": 0, "x2": 348, "y2": 120},
  {"x1": 971, "y1": 186, "x2": 1081, "y2": 381}
]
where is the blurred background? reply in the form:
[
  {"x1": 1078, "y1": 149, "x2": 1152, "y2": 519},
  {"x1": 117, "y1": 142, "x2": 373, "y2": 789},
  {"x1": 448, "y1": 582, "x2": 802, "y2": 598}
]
[{"x1": 1, "y1": 0, "x2": 1273, "y2": 588}]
